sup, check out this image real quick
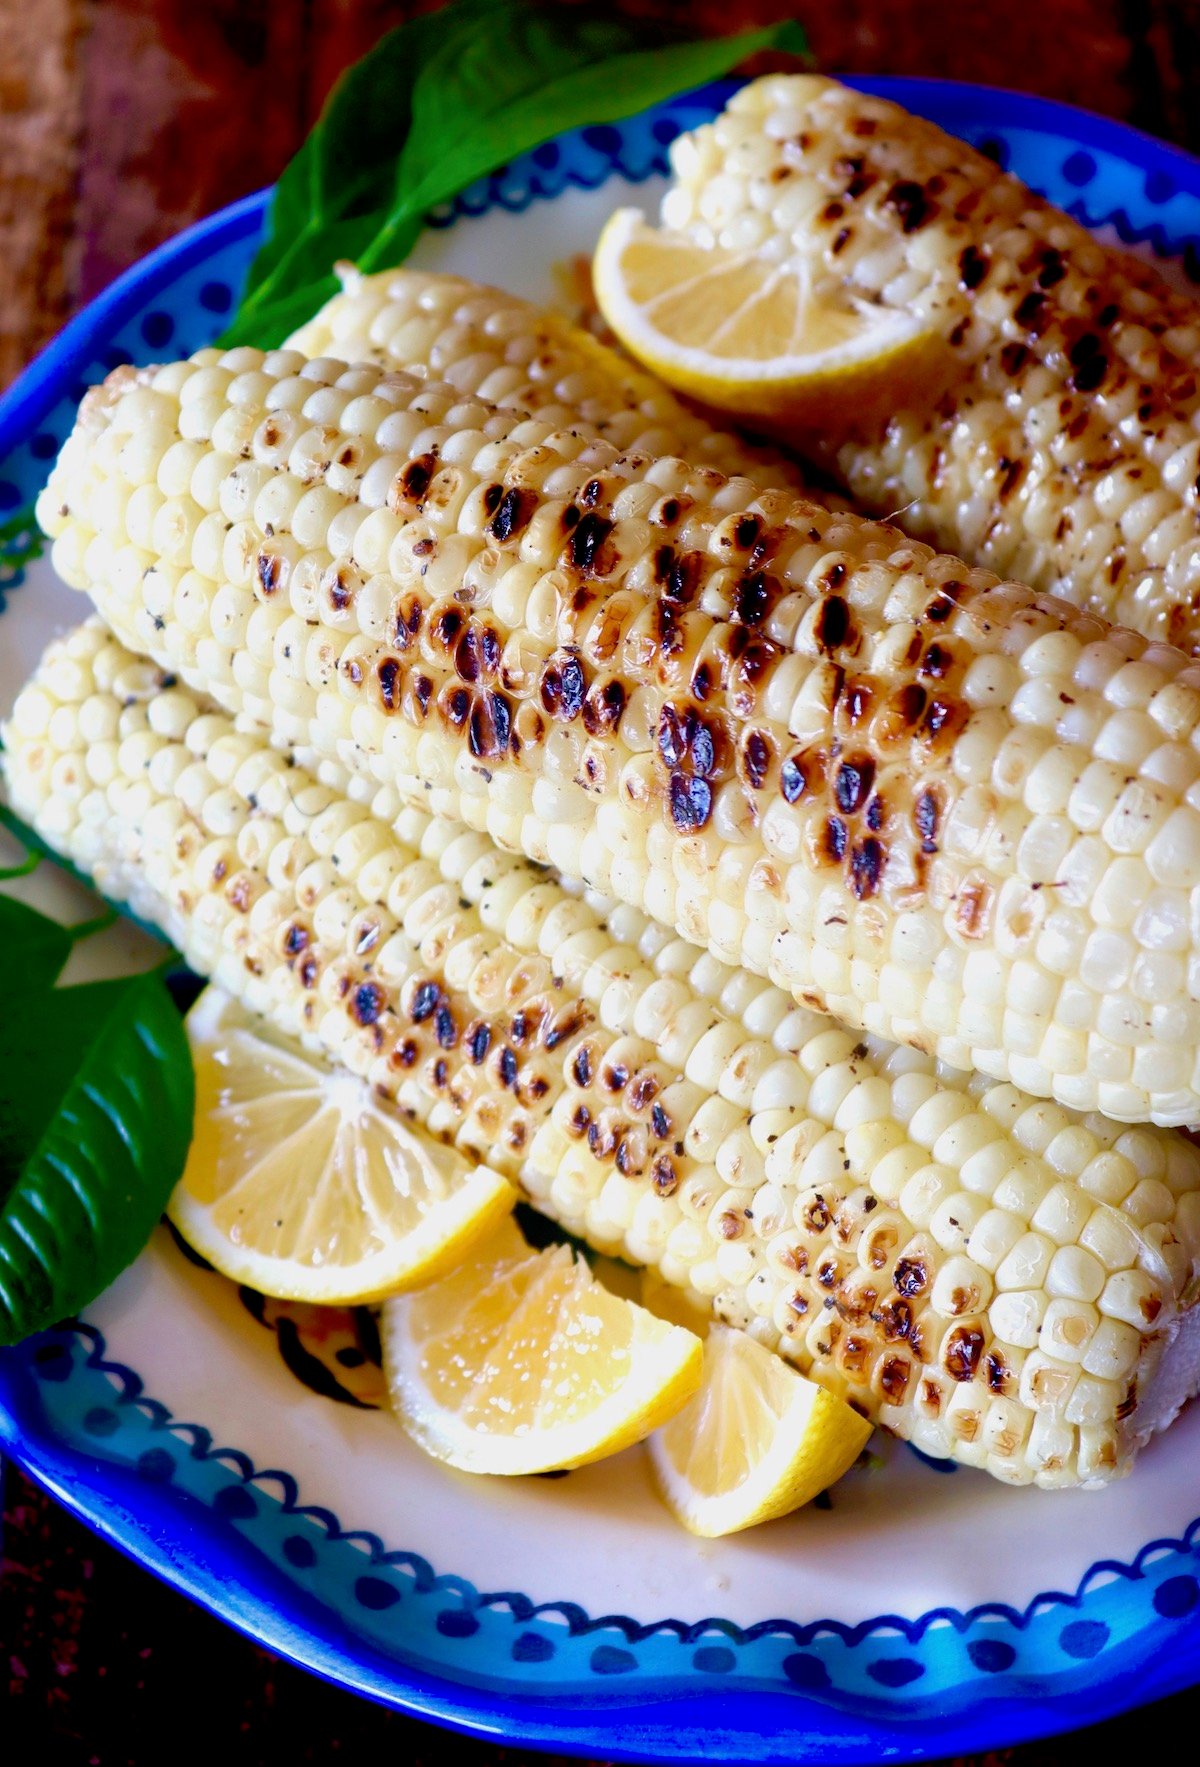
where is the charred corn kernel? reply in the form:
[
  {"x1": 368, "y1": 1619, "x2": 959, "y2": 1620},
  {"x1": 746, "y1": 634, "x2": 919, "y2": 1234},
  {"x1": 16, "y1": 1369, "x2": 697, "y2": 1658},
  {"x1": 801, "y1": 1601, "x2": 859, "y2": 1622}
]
[
  {"x1": 287, "y1": 267, "x2": 812, "y2": 494},
  {"x1": 36, "y1": 350, "x2": 1200, "y2": 1126},
  {"x1": 662, "y1": 74, "x2": 1200, "y2": 650},
  {"x1": 9, "y1": 620, "x2": 1200, "y2": 1488}
]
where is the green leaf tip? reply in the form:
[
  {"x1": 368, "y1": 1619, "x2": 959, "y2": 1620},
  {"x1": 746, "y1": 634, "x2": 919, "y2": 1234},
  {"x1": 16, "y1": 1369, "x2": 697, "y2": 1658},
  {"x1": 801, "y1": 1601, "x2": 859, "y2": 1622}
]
[
  {"x1": 0, "y1": 504, "x2": 47, "y2": 576},
  {"x1": 0, "y1": 893, "x2": 195, "y2": 1344},
  {"x1": 219, "y1": 1, "x2": 808, "y2": 349}
]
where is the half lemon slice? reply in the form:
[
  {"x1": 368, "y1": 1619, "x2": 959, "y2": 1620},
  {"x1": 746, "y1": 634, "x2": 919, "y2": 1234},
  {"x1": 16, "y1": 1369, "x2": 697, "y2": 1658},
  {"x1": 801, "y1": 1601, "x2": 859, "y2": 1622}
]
[
  {"x1": 648, "y1": 1325, "x2": 873, "y2": 1537},
  {"x1": 382, "y1": 1217, "x2": 703, "y2": 1475},
  {"x1": 592, "y1": 207, "x2": 938, "y2": 432},
  {"x1": 169, "y1": 987, "x2": 515, "y2": 1304}
]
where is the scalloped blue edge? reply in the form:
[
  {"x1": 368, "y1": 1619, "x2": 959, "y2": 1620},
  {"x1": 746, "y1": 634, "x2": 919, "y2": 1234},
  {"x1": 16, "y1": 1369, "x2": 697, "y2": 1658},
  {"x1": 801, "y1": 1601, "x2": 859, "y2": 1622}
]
[
  {"x1": 4, "y1": 1316, "x2": 1199, "y2": 1766},
  {"x1": 2, "y1": 76, "x2": 1200, "y2": 1764}
]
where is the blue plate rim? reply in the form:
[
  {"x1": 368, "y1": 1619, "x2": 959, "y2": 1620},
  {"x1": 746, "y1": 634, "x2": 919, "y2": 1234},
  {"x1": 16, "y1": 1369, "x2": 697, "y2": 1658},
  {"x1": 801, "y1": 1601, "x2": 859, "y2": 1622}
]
[
  {"x1": 2, "y1": 73, "x2": 1200, "y2": 1764},
  {"x1": 3, "y1": 74, "x2": 1199, "y2": 463},
  {"x1": 6, "y1": 1315, "x2": 1199, "y2": 1766}
]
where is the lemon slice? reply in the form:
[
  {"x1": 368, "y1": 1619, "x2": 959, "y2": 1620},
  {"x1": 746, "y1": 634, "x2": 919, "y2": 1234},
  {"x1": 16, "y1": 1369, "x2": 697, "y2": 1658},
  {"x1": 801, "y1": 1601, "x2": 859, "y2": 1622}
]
[
  {"x1": 592, "y1": 207, "x2": 939, "y2": 431},
  {"x1": 382, "y1": 1217, "x2": 703, "y2": 1475},
  {"x1": 648, "y1": 1325, "x2": 873, "y2": 1537},
  {"x1": 169, "y1": 987, "x2": 515, "y2": 1304}
]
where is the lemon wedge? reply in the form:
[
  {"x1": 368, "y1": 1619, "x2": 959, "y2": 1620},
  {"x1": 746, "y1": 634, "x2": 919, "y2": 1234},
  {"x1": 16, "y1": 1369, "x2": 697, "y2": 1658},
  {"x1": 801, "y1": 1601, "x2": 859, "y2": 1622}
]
[
  {"x1": 592, "y1": 207, "x2": 939, "y2": 433},
  {"x1": 382, "y1": 1217, "x2": 703, "y2": 1475},
  {"x1": 169, "y1": 987, "x2": 515, "y2": 1304},
  {"x1": 648, "y1": 1325, "x2": 872, "y2": 1537}
]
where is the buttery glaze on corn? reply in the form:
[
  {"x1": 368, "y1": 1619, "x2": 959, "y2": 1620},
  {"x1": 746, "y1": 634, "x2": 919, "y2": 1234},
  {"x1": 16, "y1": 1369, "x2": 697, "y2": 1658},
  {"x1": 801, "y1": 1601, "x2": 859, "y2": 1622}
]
[
  {"x1": 662, "y1": 74, "x2": 1200, "y2": 648},
  {"x1": 9, "y1": 618, "x2": 1200, "y2": 1488},
  {"x1": 37, "y1": 347, "x2": 1200, "y2": 1126},
  {"x1": 287, "y1": 267, "x2": 815, "y2": 493}
]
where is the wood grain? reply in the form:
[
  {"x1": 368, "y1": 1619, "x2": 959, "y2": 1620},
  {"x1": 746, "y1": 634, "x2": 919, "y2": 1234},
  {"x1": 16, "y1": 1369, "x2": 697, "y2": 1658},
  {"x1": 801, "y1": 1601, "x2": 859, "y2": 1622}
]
[
  {"x1": 75, "y1": 0, "x2": 307, "y2": 304},
  {"x1": 2, "y1": 2, "x2": 1199, "y2": 1758},
  {"x1": 0, "y1": 0, "x2": 1191, "y2": 390},
  {"x1": 0, "y1": 0, "x2": 85, "y2": 389}
]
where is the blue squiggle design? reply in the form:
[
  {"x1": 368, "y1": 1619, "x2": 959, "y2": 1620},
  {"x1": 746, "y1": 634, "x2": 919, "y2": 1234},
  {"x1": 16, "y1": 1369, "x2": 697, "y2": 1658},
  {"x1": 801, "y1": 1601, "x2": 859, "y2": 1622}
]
[
  {"x1": 5, "y1": 75, "x2": 1200, "y2": 1764},
  {"x1": 8, "y1": 1318, "x2": 1200, "y2": 1712}
]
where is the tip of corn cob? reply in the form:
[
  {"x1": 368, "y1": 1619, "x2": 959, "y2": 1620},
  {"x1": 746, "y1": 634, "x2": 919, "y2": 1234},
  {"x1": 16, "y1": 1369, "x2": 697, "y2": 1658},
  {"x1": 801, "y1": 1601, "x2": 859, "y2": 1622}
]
[
  {"x1": 661, "y1": 73, "x2": 1200, "y2": 652},
  {"x1": 8, "y1": 615, "x2": 1200, "y2": 1490}
]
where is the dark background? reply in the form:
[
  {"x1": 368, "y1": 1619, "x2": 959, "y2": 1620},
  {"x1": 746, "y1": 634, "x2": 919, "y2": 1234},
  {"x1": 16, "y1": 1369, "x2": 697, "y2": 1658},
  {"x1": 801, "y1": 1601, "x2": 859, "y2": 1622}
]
[
  {"x1": 3, "y1": 2, "x2": 1199, "y2": 1761},
  {"x1": 4, "y1": 0, "x2": 1199, "y2": 392}
]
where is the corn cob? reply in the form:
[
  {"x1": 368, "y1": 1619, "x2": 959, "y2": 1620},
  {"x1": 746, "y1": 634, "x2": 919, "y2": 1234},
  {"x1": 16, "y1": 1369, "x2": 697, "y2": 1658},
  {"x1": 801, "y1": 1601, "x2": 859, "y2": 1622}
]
[
  {"x1": 9, "y1": 617, "x2": 1200, "y2": 1489},
  {"x1": 38, "y1": 346, "x2": 1200, "y2": 1127},
  {"x1": 287, "y1": 267, "x2": 813, "y2": 493},
  {"x1": 660, "y1": 74, "x2": 1200, "y2": 649}
]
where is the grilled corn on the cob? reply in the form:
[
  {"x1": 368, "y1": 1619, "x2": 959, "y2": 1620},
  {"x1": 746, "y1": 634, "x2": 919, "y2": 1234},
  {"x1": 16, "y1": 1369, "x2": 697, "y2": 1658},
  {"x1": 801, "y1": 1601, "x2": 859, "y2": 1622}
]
[
  {"x1": 287, "y1": 267, "x2": 812, "y2": 493},
  {"x1": 9, "y1": 617, "x2": 1200, "y2": 1489},
  {"x1": 657, "y1": 74, "x2": 1200, "y2": 648},
  {"x1": 39, "y1": 347, "x2": 1200, "y2": 1126}
]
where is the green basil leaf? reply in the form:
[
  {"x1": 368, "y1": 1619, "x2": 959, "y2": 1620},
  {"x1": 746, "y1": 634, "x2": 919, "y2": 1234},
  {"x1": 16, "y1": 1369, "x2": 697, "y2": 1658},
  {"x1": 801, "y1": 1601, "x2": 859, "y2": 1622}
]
[
  {"x1": 2, "y1": 893, "x2": 71, "y2": 992},
  {"x1": 0, "y1": 803, "x2": 184, "y2": 952},
  {"x1": 242, "y1": 6, "x2": 453, "y2": 307},
  {"x1": 0, "y1": 895, "x2": 194, "y2": 1343},
  {"x1": 222, "y1": 2, "x2": 807, "y2": 347},
  {"x1": 0, "y1": 506, "x2": 45, "y2": 576}
]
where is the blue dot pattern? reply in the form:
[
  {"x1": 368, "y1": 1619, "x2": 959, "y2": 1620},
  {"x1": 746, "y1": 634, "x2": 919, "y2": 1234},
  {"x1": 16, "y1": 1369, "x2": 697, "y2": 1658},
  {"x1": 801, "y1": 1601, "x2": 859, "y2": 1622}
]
[
  {"x1": 17, "y1": 1301, "x2": 1200, "y2": 1723},
  {"x1": 355, "y1": 1575, "x2": 402, "y2": 1612},
  {"x1": 5, "y1": 87, "x2": 1200, "y2": 1738},
  {"x1": 1059, "y1": 1620, "x2": 1110, "y2": 1659},
  {"x1": 283, "y1": 1534, "x2": 317, "y2": 1569},
  {"x1": 141, "y1": 310, "x2": 175, "y2": 348},
  {"x1": 199, "y1": 280, "x2": 233, "y2": 313},
  {"x1": 783, "y1": 1653, "x2": 830, "y2": 1690},
  {"x1": 976, "y1": 135, "x2": 1010, "y2": 170},
  {"x1": 30, "y1": 1341, "x2": 72, "y2": 1380},
  {"x1": 0, "y1": 211, "x2": 254, "y2": 609},
  {"x1": 1154, "y1": 1576, "x2": 1199, "y2": 1618},
  {"x1": 512, "y1": 1631, "x2": 555, "y2": 1663},
  {"x1": 693, "y1": 1646, "x2": 735, "y2": 1674},
  {"x1": 582, "y1": 124, "x2": 622, "y2": 155},
  {"x1": 591, "y1": 1645, "x2": 637, "y2": 1675},
  {"x1": 1063, "y1": 150, "x2": 1097, "y2": 185},
  {"x1": 212, "y1": 1484, "x2": 257, "y2": 1522},
  {"x1": 867, "y1": 1656, "x2": 925, "y2": 1688},
  {"x1": 136, "y1": 1448, "x2": 175, "y2": 1483},
  {"x1": 967, "y1": 1638, "x2": 1016, "y2": 1673}
]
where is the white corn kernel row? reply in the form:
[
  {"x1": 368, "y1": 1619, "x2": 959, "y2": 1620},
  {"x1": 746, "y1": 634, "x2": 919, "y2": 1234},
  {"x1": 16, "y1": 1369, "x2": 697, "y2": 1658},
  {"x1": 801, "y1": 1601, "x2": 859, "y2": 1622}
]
[
  {"x1": 663, "y1": 74, "x2": 1200, "y2": 649},
  {"x1": 7, "y1": 617, "x2": 1200, "y2": 1488},
  {"x1": 38, "y1": 345, "x2": 1200, "y2": 1124},
  {"x1": 287, "y1": 267, "x2": 816, "y2": 494}
]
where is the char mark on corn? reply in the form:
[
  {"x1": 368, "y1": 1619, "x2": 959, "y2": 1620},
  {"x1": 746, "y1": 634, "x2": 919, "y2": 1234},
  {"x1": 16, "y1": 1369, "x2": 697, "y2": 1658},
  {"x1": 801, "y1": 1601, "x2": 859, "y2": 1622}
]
[
  {"x1": 662, "y1": 74, "x2": 1200, "y2": 649},
  {"x1": 286, "y1": 266, "x2": 818, "y2": 495},
  {"x1": 9, "y1": 617, "x2": 1200, "y2": 1489},
  {"x1": 36, "y1": 345, "x2": 1200, "y2": 1127}
]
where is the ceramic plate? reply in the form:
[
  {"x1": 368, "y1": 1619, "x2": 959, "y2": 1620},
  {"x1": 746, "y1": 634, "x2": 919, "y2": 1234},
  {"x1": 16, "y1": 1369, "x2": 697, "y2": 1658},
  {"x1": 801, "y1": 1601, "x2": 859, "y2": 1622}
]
[{"x1": 2, "y1": 77, "x2": 1200, "y2": 1766}]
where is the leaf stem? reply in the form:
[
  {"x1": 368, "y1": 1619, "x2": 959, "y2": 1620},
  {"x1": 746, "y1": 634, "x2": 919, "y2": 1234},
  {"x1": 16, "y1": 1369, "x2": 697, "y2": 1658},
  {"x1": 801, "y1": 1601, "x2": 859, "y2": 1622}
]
[
  {"x1": 0, "y1": 849, "x2": 41, "y2": 881},
  {"x1": 67, "y1": 906, "x2": 120, "y2": 945}
]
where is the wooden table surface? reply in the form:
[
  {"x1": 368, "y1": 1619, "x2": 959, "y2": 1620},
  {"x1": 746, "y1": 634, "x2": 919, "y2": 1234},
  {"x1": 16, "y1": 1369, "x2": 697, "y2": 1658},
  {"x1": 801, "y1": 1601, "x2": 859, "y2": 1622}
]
[{"x1": 2, "y1": 2, "x2": 1199, "y2": 1760}]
